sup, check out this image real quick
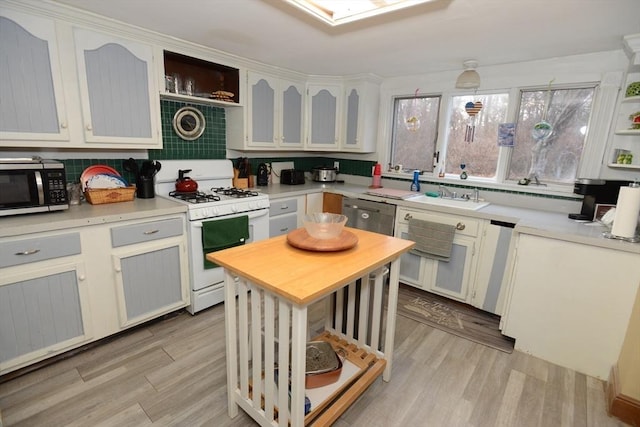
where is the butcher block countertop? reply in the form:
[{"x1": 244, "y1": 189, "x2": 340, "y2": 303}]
[{"x1": 206, "y1": 227, "x2": 414, "y2": 305}]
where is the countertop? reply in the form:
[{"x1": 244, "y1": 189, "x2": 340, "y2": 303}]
[
  {"x1": 0, "y1": 197, "x2": 187, "y2": 238},
  {"x1": 206, "y1": 227, "x2": 414, "y2": 305},
  {"x1": 258, "y1": 182, "x2": 640, "y2": 254}
]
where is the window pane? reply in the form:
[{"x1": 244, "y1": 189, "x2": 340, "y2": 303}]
[
  {"x1": 445, "y1": 93, "x2": 509, "y2": 178},
  {"x1": 391, "y1": 96, "x2": 440, "y2": 172},
  {"x1": 508, "y1": 87, "x2": 594, "y2": 184}
]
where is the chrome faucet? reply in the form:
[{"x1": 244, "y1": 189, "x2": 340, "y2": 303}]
[{"x1": 438, "y1": 185, "x2": 454, "y2": 198}]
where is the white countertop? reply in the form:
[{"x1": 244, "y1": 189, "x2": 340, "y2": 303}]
[
  {"x1": 0, "y1": 197, "x2": 187, "y2": 238},
  {"x1": 259, "y1": 182, "x2": 640, "y2": 254}
]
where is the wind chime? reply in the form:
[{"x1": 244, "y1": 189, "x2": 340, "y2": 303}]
[
  {"x1": 464, "y1": 100, "x2": 483, "y2": 142},
  {"x1": 532, "y1": 79, "x2": 555, "y2": 143},
  {"x1": 405, "y1": 89, "x2": 421, "y2": 132}
]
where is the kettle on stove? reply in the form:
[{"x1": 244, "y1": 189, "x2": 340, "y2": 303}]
[{"x1": 257, "y1": 163, "x2": 269, "y2": 186}]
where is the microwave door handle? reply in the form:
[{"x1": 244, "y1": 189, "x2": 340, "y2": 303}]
[{"x1": 34, "y1": 171, "x2": 45, "y2": 205}]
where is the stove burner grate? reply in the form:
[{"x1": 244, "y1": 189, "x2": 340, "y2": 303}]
[
  {"x1": 169, "y1": 190, "x2": 221, "y2": 204},
  {"x1": 212, "y1": 187, "x2": 259, "y2": 198}
]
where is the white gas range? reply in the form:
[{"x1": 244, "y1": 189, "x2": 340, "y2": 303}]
[{"x1": 155, "y1": 159, "x2": 270, "y2": 313}]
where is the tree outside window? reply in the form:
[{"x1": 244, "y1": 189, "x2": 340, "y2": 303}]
[
  {"x1": 508, "y1": 87, "x2": 595, "y2": 184},
  {"x1": 390, "y1": 95, "x2": 440, "y2": 172}
]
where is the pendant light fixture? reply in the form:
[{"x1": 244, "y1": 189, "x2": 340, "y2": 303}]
[{"x1": 455, "y1": 60, "x2": 481, "y2": 89}]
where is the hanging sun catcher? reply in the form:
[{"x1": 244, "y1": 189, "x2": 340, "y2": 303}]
[{"x1": 464, "y1": 101, "x2": 483, "y2": 142}]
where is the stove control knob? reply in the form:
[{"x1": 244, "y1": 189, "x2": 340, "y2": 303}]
[
  {"x1": 211, "y1": 207, "x2": 219, "y2": 216},
  {"x1": 231, "y1": 205, "x2": 239, "y2": 213}
]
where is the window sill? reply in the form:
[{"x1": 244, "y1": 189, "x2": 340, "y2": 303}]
[{"x1": 382, "y1": 172, "x2": 581, "y2": 200}]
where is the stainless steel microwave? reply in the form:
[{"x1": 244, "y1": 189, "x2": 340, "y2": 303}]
[{"x1": 0, "y1": 157, "x2": 69, "y2": 216}]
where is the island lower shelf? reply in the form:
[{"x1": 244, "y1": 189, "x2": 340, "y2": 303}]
[{"x1": 249, "y1": 331, "x2": 387, "y2": 426}]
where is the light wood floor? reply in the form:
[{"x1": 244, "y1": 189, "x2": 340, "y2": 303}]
[{"x1": 0, "y1": 298, "x2": 628, "y2": 427}]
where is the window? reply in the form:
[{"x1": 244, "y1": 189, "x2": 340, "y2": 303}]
[
  {"x1": 508, "y1": 86, "x2": 595, "y2": 184},
  {"x1": 389, "y1": 84, "x2": 596, "y2": 189},
  {"x1": 445, "y1": 93, "x2": 509, "y2": 178},
  {"x1": 390, "y1": 95, "x2": 440, "y2": 172}
]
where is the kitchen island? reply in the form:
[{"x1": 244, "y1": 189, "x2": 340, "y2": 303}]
[{"x1": 207, "y1": 227, "x2": 414, "y2": 426}]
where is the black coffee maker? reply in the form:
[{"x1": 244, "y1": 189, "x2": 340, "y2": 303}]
[
  {"x1": 256, "y1": 163, "x2": 269, "y2": 186},
  {"x1": 569, "y1": 178, "x2": 629, "y2": 220}
]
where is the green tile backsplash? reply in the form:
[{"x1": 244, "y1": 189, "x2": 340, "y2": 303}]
[{"x1": 150, "y1": 100, "x2": 226, "y2": 160}]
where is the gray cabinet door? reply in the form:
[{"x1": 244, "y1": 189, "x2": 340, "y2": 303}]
[
  {"x1": 0, "y1": 13, "x2": 68, "y2": 140},
  {"x1": 118, "y1": 245, "x2": 183, "y2": 322},
  {"x1": 0, "y1": 269, "x2": 85, "y2": 363},
  {"x1": 345, "y1": 88, "x2": 360, "y2": 148},
  {"x1": 310, "y1": 89, "x2": 337, "y2": 144},
  {"x1": 74, "y1": 28, "x2": 159, "y2": 145},
  {"x1": 251, "y1": 78, "x2": 276, "y2": 144},
  {"x1": 281, "y1": 83, "x2": 303, "y2": 145}
]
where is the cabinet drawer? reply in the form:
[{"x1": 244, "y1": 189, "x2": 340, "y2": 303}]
[
  {"x1": 398, "y1": 209, "x2": 480, "y2": 237},
  {"x1": 270, "y1": 215, "x2": 298, "y2": 237},
  {"x1": 269, "y1": 198, "x2": 298, "y2": 217},
  {"x1": 0, "y1": 233, "x2": 81, "y2": 268},
  {"x1": 111, "y1": 218, "x2": 183, "y2": 247}
]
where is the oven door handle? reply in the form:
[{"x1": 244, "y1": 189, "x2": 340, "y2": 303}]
[{"x1": 191, "y1": 209, "x2": 269, "y2": 227}]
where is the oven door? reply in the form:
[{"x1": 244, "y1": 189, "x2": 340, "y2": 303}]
[{"x1": 189, "y1": 208, "x2": 270, "y2": 292}]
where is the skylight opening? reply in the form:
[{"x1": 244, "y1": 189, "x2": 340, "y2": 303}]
[{"x1": 284, "y1": 0, "x2": 437, "y2": 26}]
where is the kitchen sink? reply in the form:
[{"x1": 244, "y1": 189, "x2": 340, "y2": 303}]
[{"x1": 405, "y1": 194, "x2": 490, "y2": 211}]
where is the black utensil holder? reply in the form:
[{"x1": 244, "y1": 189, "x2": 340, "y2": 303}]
[{"x1": 136, "y1": 177, "x2": 155, "y2": 199}]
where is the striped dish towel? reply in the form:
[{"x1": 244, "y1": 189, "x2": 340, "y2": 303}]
[{"x1": 407, "y1": 218, "x2": 456, "y2": 261}]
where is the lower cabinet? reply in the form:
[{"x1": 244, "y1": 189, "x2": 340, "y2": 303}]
[
  {"x1": 395, "y1": 207, "x2": 483, "y2": 304},
  {"x1": 0, "y1": 214, "x2": 189, "y2": 375},
  {"x1": 110, "y1": 218, "x2": 189, "y2": 328},
  {"x1": 0, "y1": 232, "x2": 92, "y2": 374},
  {"x1": 269, "y1": 196, "x2": 304, "y2": 237}
]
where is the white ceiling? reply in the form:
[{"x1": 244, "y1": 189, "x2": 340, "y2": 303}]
[{"x1": 52, "y1": 0, "x2": 640, "y2": 78}]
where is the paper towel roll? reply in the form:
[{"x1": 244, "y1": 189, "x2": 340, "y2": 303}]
[{"x1": 611, "y1": 185, "x2": 640, "y2": 238}]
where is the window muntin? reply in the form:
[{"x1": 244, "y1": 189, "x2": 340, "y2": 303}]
[
  {"x1": 445, "y1": 93, "x2": 509, "y2": 178},
  {"x1": 390, "y1": 95, "x2": 440, "y2": 173},
  {"x1": 508, "y1": 87, "x2": 595, "y2": 184}
]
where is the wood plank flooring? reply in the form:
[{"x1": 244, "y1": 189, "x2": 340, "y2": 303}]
[{"x1": 0, "y1": 297, "x2": 629, "y2": 427}]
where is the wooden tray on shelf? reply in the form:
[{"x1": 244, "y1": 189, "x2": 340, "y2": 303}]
[{"x1": 248, "y1": 331, "x2": 386, "y2": 426}]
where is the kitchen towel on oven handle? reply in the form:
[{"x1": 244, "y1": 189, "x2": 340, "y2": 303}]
[
  {"x1": 202, "y1": 215, "x2": 250, "y2": 269},
  {"x1": 407, "y1": 218, "x2": 455, "y2": 261}
]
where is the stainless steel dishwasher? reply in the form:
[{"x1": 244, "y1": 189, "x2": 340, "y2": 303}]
[
  {"x1": 341, "y1": 198, "x2": 396, "y2": 236},
  {"x1": 339, "y1": 198, "x2": 396, "y2": 346}
]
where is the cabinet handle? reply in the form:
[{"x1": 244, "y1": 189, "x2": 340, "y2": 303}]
[
  {"x1": 78, "y1": 274, "x2": 86, "y2": 281},
  {"x1": 143, "y1": 229, "x2": 160, "y2": 235},
  {"x1": 15, "y1": 249, "x2": 40, "y2": 256},
  {"x1": 280, "y1": 228, "x2": 289, "y2": 232},
  {"x1": 60, "y1": 122, "x2": 68, "y2": 129},
  {"x1": 404, "y1": 213, "x2": 412, "y2": 220},
  {"x1": 86, "y1": 124, "x2": 92, "y2": 131},
  {"x1": 456, "y1": 222, "x2": 465, "y2": 230},
  {"x1": 280, "y1": 205, "x2": 288, "y2": 209}
]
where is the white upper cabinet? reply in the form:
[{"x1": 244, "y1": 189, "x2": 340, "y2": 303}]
[
  {"x1": 306, "y1": 83, "x2": 342, "y2": 150},
  {"x1": 342, "y1": 79, "x2": 379, "y2": 153},
  {"x1": 0, "y1": 11, "x2": 69, "y2": 143},
  {"x1": 74, "y1": 28, "x2": 161, "y2": 147},
  {"x1": 245, "y1": 71, "x2": 304, "y2": 150}
]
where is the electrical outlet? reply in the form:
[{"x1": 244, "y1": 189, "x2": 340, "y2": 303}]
[{"x1": 334, "y1": 161, "x2": 339, "y2": 171}]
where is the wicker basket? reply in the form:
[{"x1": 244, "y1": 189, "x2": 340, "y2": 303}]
[{"x1": 84, "y1": 186, "x2": 136, "y2": 205}]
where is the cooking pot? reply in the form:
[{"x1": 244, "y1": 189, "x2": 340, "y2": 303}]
[
  {"x1": 312, "y1": 166, "x2": 338, "y2": 182},
  {"x1": 176, "y1": 169, "x2": 198, "y2": 192}
]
